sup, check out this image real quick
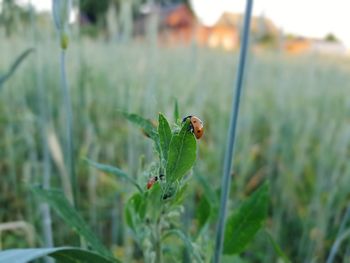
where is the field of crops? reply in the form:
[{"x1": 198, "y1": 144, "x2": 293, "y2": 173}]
[{"x1": 1, "y1": 31, "x2": 350, "y2": 262}]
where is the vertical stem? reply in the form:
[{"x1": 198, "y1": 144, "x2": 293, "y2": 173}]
[
  {"x1": 30, "y1": 2, "x2": 54, "y2": 259},
  {"x1": 60, "y1": 50, "x2": 77, "y2": 207},
  {"x1": 38, "y1": 40, "x2": 54, "y2": 263},
  {"x1": 155, "y1": 220, "x2": 163, "y2": 263},
  {"x1": 213, "y1": 1, "x2": 254, "y2": 262}
]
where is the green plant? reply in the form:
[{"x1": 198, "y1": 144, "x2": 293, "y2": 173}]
[
  {"x1": 84, "y1": 111, "x2": 270, "y2": 262},
  {"x1": 0, "y1": 107, "x2": 274, "y2": 262}
]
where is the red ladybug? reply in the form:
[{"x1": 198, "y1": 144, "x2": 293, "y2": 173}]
[
  {"x1": 146, "y1": 174, "x2": 164, "y2": 190},
  {"x1": 147, "y1": 176, "x2": 158, "y2": 189},
  {"x1": 182, "y1": 115, "x2": 204, "y2": 139}
]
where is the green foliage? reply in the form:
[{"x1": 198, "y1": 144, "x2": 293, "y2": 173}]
[
  {"x1": 195, "y1": 194, "x2": 211, "y2": 232},
  {"x1": 3, "y1": 39, "x2": 350, "y2": 262},
  {"x1": 166, "y1": 120, "x2": 197, "y2": 183},
  {"x1": 32, "y1": 187, "x2": 113, "y2": 259},
  {"x1": 125, "y1": 192, "x2": 146, "y2": 231},
  {"x1": 223, "y1": 183, "x2": 269, "y2": 255},
  {"x1": 162, "y1": 229, "x2": 202, "y2": 262},
  {"x1": 119, "y1": 111, "x2": 158, "y2": 140},
  {"x1": 265, "y1": 230, "x2": 291, "y2": 263},
  {"x1": 174, "y1": 99, "x2": 180, "y2": 123},
  {"x1": 85, "y1": 158, "x2": 143, "y2": 193},
  {"x1": 0, "y1": 48, "x2": 34, "y2": 90},
  {"x1": 324, "y1": 33, "x2": 338, "y2": 42},
  {"x1": 0, "y1": 247, "x2": 117, "y2": 263},
  {"x1": 80, "y1": 0, "x2": 110, "y2": 25},
  {"x1": 158, "y1": 113, "x2": 172, "y2": 161},
  {"x1": 119, "y1": 111, "x2": 161, "y2": 154}
]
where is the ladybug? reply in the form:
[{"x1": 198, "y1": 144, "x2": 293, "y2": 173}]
[
  {"x1": 146, "y1": 174, "x2": 164, "y2": 190},
  {"x1": 147, "y1": 176, "x2": 158, "y2": 189},
  {"x1": 182, "y1": 115, "x2": 204, "y2": 139}
]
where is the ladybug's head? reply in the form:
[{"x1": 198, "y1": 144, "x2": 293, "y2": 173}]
[{"x1": 182, "y1": 115, "x2": 192, "y2": 123}]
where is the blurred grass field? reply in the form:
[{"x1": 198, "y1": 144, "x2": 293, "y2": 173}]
[{"x1": 1, "y1": 34, "x2": 350, "y2": 262}]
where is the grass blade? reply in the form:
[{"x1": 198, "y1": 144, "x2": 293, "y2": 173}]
[
  {"x1": 32, "y1": 187, "x2": 113, "y2": 258},
  {"x1": 214, "y1": 0, "x2": 254, "y2": 261},
  {"x1": 0, "y1": 48, "x2": 34, "y2": 90},
  {"x1": 265, "y1": 230, "x2": 291, "y2": 263},
  {"x1": 85, "y1": 158, "x2": 143, "y2": 193},
  {"x1": 0, "y1": 247, "x2": 118, "y2": 263}
]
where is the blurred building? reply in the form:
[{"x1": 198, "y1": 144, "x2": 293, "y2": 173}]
[
  {"x1": 136, "y1": 3, "x2": 277, "y2": 51},
  {"x1": 284, "y1": 37, "x2": 347, "y2": 55}
]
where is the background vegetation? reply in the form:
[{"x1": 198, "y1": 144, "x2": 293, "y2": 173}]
[{"x1": 1, "y1": 1, "x2": 350, "y2": 262}]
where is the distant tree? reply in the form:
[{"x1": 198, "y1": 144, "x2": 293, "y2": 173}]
[
  {"x1": 324, "y1": 33, "x2": 338, "y2": 42},
  {"x1": 0, "y1": 0, "x2": 29, "y2": 36},
  {"x1": 80, "y1": 0, "x2": 111, "y2": 24}
]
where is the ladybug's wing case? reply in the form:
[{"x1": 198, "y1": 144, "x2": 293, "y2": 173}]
[{"x1": 194, "y1": 127, "x2": 204, "y2": 139}]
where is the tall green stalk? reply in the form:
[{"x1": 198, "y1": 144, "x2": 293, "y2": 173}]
[
  {"x1": 213, "y1": 0, "x2": 254, "y2": 262},
  {"x1": 52, "y1": 0, "x2": 77, "y2": 207},
  {"x1": 60, "y1": 49, "x2": 77, "y2": 207},
  {"x1": 29, "y1": 2, "x2": 54, "y2": 257}
]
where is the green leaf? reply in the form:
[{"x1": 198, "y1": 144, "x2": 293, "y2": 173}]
[
  {"x1": 158, "y1": 113, "x2": 172, "y2": 161},
  {"x1": 119, "y1": 111, "x2": 161, "y2": 154},
  {"x1": 196, "y1": 194, "x2": 211, "y2": 232},
  {"x1": 119, "y1": 111, "x2": 158, "y2": 140},
  {"x1": 0, "y1": 247, "x2": 118, "y2": 263},
  {"x1": 145, "y1": 183, "x2": 163, "y2": 218},
  {"x1": 85, "y1": 158, "x2": 143, "y2": 193},
  {"x1": 222, "y1": 255, "x2": 248, "y2": 263},
  {"x1": 166, "y1": 120, "x2": 196, "y2": 183},
  {"x1": 0, "y1": 48, "x2": 34, "y2": 90},
  {"x1": 125, "y1": 193, "x2": 141, "y2": 231},
  {"x1": 223, "y1": 183, "x2": 269, "y2": 255},
  {"x1": 265, "y1": 230, "x2": 291, "y2": 263},
  {"x1": 162, "y1": 229, "x2": 202, "y2": 262},
  {"x1": 174, "y1": 99, "x2": 180, "y2": 122},
  {"x1": 32, "y1": 187, "x2": 113, "y2": 258}
]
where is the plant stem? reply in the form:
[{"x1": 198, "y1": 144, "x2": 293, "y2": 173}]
[
  {"x1": 60, "y1": 50, "x2": 77, "y2": 207},
  {"x1": 213, "y1": 0, "x2": 254, "y2": 262},
  {"x1": 326, "y1": 204, "x2": 350, "y2": 263},
  {"x1": 155, "y1": 219, "x2": 163, "y2": 263}
]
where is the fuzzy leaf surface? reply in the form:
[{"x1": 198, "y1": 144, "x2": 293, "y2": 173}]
[
  {"x1": 166, "y1": 121, "x2": 196, "y2": 182},
  {"x1": 158, "y1": 113, "x2": 172, "y2": 161},
  {"x1": 223, "y1": 183, "x2": 269, "y2": 254}
]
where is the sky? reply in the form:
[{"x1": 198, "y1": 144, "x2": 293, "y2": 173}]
[{"x1": 8, "y1": 0, "x2": 350, "y2": 48}]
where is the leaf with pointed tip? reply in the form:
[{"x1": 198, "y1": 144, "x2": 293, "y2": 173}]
[
  {"x1": 166, "y1": 120, "x2": 196, "y2": 183},
  {"x1": 0, "y1": 247, "x2": 118, "y2": 263},
  {"x1": 32, "y1": 187, "x2": 112, "y2": 258},
  {"x1": 223, "y1": 183, "x2": 269, "y2": 255},
  {"x1": 0, "y1": 48, "x2": 34, "y2": 90},
  {"x1": 174, "y1": 99, "x2": 180, "y2": 122},
  {"x1": 85, "y1": 158, "x2": 143, "y2": 193},
  {"x1": 119, "y1": 111, "x2": 158, "y2": 140},
  {"x1": 158, "y1": 113, "x2": 172, "y2": 161},
  {"x1": 118, "y1": 111, "x2": 161, "y2": 154}
]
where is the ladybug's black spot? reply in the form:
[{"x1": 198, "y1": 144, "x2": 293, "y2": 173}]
[{"x1": 197, "y1": 130, "x2": 200, "y2": 133}]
